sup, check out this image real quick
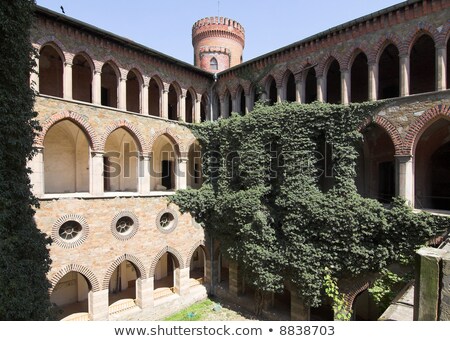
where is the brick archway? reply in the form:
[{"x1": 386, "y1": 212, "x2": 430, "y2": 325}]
[
  {"x1": 50, "y1": 264, "x2": 100, "y2": 294},
  {"x1": 149, "y1": 246, "x2": 185, "y2": 277},
  {"x1": 102, "y1": 254, "x2": 147, "y2": 290},
  {"x1": 100, "y1": 120, "x2": 148, "y2": 153},
  {"x1": 149, "y1": 127, "x2": 185, "y2": 157},
  {"x1": 403, "y1": 104, "x2": 450, "y2": 155},
  {"x1": 359, "y1": 115, "x2": 403, "y2": 155},
  {"x1": 185, "y1": 240, "x2": 210, "y2": 268},
  {"x1": 36, "y1": 111, "x2": 101, "y2": 151}
]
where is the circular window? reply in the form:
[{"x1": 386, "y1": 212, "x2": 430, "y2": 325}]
[
  {"x1": 111, "y1": 211, "x2": 139, "y2": 240},
  {"x1": 156, "y1": 208, "x2": 178, "y2": 233},
  {"x1": 58, "y1": 221, "x2": 82, "y2": 241},
  {"x1": 52, "y1": 215, "x2": 89, "y2": 249},
  {"x1": 116, "y1": 216, "x2": 134, "y2": 234}
]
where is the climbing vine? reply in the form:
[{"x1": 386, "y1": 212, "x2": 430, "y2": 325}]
[{"x1": 171, "y1": 101, "x2": 449, "y2": 314}]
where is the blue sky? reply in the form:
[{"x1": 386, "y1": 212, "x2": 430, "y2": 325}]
[{"x1": 36, "y1": 0, "x2": 403, "y2": 64}]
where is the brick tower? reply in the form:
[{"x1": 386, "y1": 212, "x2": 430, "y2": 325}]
[{"x1": 192, "y1": 17, "x2": 245, "y2": 72}]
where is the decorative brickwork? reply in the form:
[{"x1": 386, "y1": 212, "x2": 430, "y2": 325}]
[
  {"x1": 102, "y1": 254, "x2": 148, "y2": 290},
  {"x1": 359, "y1": 115, "x2": 404, "y2": 155},
  {"x1": 185, "y1": 240, "x2": 209, "y2": 268},
  {"x1": 110, "y1": 211, "x2": 139, "y2": 241},
  {"x1": 403, "y1": 104, "x2": 450, "y2": 155},
  {"x1": 50, "y1": 264, "x2": 100, "y2": 294},
  {"x1": 100, "y1": 120, "x2": 148, "y2": 153},
  {"x1": 36, "y1": 110, "x2": 101, "y2": 151},
  {"x1": 52, "y1": 214, "x2": 89, "y2": 249},
  {"x1": 149, "y1": 127, "x2": 185, "y2": 156},
  {"x1": 149, "y1": 246, "x2": 185, "y2": 277}
]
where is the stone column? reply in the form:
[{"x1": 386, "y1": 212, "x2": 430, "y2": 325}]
[
  {"x1": 142, "y1": 83, "x2": 149, "y2": 115},
  {"x1": 30, "y1": 55, "x2": 39, "y2": 93},
  {"x1": 400, "y1": 54, "x2": 410, "y2": 97},
  {"x1": 177, "y1": 157, "x2": 188, "y2": 190},
  {"x1": 296, "y1": 79, "x2": 303, "y2": 103},
  {"x1": 440, "y1": 253, "x2": 450, "y2": 321},
  {"x1": 180, "y1": 89, "x2": 187, "y2": 122},
  {"x1": 245, "y1": 93, "x2": 252, "y2": 114},
  {"x1": 195, "y1": 97, "x2": 201, "y2": 123},
  {"x1": 317, "y1": 76, "x2": 324, "y2": 102},
  {"x1": 228, "y1": 261, "x2": 241, "y2": 297},
  {"x1": 92, "y1": 70, "x2": 101, "y2": 105},
  {"x1": 341, "y1": 69, "x2": 350, "y2": 104},
  {"x1": 135, "y1": 277, "x2": 154, "y2": 310},
  {"x1": 414, "y1": 247, "x2": 448, "y2": 321},
  {"x1": 118, "y1": 77, "x2": 127, "y2": 110},
  {"x1": 395, "y1": 155, "x2": 414, "y2": 206},
  {"x1": 291, "y1": 290, "x2": 310, "y2": 321},
  {"x1": 28, "y1": 147, "x2": 44, "y2": 197},
  {"x1": 220, "y1": 96, "x2": 228, "y2": 118},
  {"x1": 174, "y1": 267, "x2": 190, "y2": 296},
  {"x1": 368, "y1": 63, "x2": 378, "y2": 101},
  {"x1": 231, "y1": 95, "x2": 238, "y2": 114},
  {"x1": 436, "y1": 46, "x2": 447, "y2": 91},
  {"x1": 277, "y1": 86, "x2": 283, "y2": 103},
  {"x1": 89, "y1": 289, "x2": 109, "y2": 321},
  {"x1": 161, "y1": 86, "x2": 169, "y2": 119},
  {"x1": 63, "y1": 62, "x2": 73, "y2": 100},
  {"x1": 90, "y1": 151, "x2": 104, "y2": 196},
  {"x1": 139, "y1": 154, "x2": 151, "y2": 195}
]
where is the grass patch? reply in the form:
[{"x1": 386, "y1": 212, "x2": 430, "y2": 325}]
[{"x1": 164, "y1": 299, "x2": 218, "y2": 321}]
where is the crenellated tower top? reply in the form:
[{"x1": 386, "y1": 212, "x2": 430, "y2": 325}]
[{"x1": 192, "y1": 16, "x2": 245, "y2": 72}]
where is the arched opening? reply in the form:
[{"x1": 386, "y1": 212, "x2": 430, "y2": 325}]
[
  {"x1": 224, "y1": 90, "x2": 232, "y2": 117},
  {"x1": 310, "y1": 302, "x2": 334, "y2": 321},
  {"x1": 410, "y1": 34, "x2": 435, "y2": 94},
  {"x1": 39, "y1": 45, "x2": 63, "y2": 97},
  {"x1": 200, "y1": 93, "x2": 208, "y2": 122},
  {"x1": 101, "y1": 63, "x2": 118, "y2": 108},
  {"x1": 285, "y1": 72, "x2": 296, "y2": 102},
  {"x1": 415, "y1": 118, "x2": 450, "y2": 210},
  {"x1": 151, "y1": 135, "x2": 177, "y2": 191},
  {"x1": 148, "y1": 78, "x2": 161, "y2": 117},
  {"x1": 153, "y1": 252, "x2": 180, "y2": 299},
  {"x1": 350, "y1": 52, "x2": 368, "y2": 102},
  {"x1": 44, "y1": 120, "x2": 89, "y2": 194},
  {"x1": 185, "y1": 91, "x2": 194, "y2": 123},
  {"x1": 239, "y1": 88, "x2": 246, "y2": 115},
  {"x1": 168, "y1": 84, "x2": 178, "y2": 120},
  {"x1": 217, "y1": 252, "x2": 229, "y2": 290},
  {"x1": 252, "y1": 84, "x2": 261, "y2": 107},
  {"x1": 378, "y1": 44, "x2": 400, "y2": 99},
  {"x1": 268, "y1": 77, "x2": 277, "y2": 105},
  {"x1": 189, "y1": 246, "x2": 206, "y2": 287},
  {"x1": 213, "y1": 92, "x2": 221, "y2": 120},
  {"x1": 72, "y1": 54, "x2": 92, "y2": 103},
  {"x1": 267, "y1": 286, "x2": 291, "y2": 320},
  {"x1": 104, "y1": 128, "x2": 139, "y2": 192},
  {"x1": 304, "y1": 67, "x2": 317, "y2": 103},
  {"x1": 351, "y1": 289, "x2": 379, "y2": 321},
  {"x1": 108, "y1": 260, "x2": 139, "y2": 314},
  {"x1": 356, "y1": 124, "x2": 395, "y2": 203},
  {"x1": 210, "y1": 57, "x2": 218, "y2": 71},
  {"x1": 326, "y1": 59, "x2": 341, "y2": 104},
  {"x1": 126, "y1": 70, "x2": 140, "y2": 113},
  {"x1": 51, "y1": 271, "x2": 91, "y2": 320},
  {"x1": 188, "y1": 142, "x2": 202, "y2": 189}
]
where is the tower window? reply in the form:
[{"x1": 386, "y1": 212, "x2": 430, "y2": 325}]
[{"x1": 210, "y1": 57, "x2": 218, "y2": 70}]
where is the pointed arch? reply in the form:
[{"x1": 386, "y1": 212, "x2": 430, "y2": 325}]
[
  {"x1": 36, "y1": 37, "x2": 67, "y2": 62},
  {"x1": 102, "y1": 254, "x2": 147, "y2": 290},
  {"x1": 359, "y1": 115, "x2": 403, "y2": 155},
  {"x1": 50, "y1": 264, "x2": 100, "y2": 294},
  {"x1": 149, "y1": 246, "x2": 185, "y2": 277},
  {"x1": 100, "y1": 120, "x2": 147, "y2": 153},
  {"x1": 372, "y1": 34, "x2": 402, "y2": 64},
  {"x1": 36, "y1": 111, "x2": 101, "y2": 151},
  {"x1": 403, "y1": 104, "x2": 450, "y2": 155},
  {"x1": 282, "y1": 69, "x2": 296, "y2": 102},
  {"x1": 149, "y1": 127, "x2": 184, "y2": 157},
  {"x1": 185, "y1": 240, "x2": 210, "y2": 268}
]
